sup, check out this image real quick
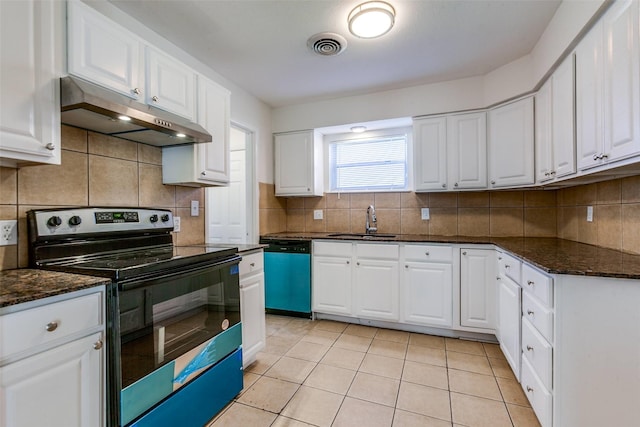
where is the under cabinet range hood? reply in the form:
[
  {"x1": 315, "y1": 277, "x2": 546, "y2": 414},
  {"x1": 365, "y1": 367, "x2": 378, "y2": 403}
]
[{"x1": 60, "y1": 76, "x2": 212, "y2": 146}]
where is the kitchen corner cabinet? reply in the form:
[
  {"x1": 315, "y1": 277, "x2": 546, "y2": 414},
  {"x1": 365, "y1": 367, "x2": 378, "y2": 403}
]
[
  {"x1": 488, "y1": 96, "x2": 535, "y2": 188},
  {"x1": 274, "y1": 131, "x2": 323, "y2": 196},
  {"x1": 0, "y1": 0, "x2": 61, "y2": 167},
  {"x1": 576, "y1": 0, "x2": 640, "y2": 171},
  {"x1": 162, "y1": 77, "x2": 231, "y2": 186},
  {"x1": 239, "y1": 250, "x2": 266, "y2": 368},
  {"x1": 459, "y1": 248, "x2": 496, "y2": 330},
  {"x1": 312, "y1": 241, "x2": 353, "y2": 316},
  {"x1": 0, "y1": 287, "x2": 106, "y2": 427}
]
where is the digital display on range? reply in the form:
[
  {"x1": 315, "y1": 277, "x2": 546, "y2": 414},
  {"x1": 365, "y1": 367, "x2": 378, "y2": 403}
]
[{"x1": 95, "y1": 211, "x2": 139, "y2": 224}]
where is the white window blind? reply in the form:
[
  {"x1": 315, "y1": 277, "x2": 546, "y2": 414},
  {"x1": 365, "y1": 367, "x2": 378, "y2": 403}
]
[{"x1": 329, "y1": 135, "x2": 408, "y2": 192}]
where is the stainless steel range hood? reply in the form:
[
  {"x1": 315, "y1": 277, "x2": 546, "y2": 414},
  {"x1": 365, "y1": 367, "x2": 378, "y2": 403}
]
[{"x1": 60, "y1": 76, "x2": 211, "y2": 146}]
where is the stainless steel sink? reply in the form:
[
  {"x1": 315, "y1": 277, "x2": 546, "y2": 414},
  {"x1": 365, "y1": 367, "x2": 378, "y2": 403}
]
[{"x1": 327, "y1": 233, "x2": 397, "y2": 239}]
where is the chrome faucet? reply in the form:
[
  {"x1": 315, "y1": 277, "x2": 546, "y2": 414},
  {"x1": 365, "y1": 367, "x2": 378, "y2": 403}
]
[{"x1": 366, "y1": 205, "x2": 377, "y2": 234}]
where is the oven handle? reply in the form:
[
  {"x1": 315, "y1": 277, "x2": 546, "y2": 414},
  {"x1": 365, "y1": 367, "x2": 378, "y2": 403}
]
[{"x1": 118, "y1": 254, "x2": 241, "y2": 291}]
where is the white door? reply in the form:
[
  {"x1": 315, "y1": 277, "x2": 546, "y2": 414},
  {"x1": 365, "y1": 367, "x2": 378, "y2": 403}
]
[
  {"x1": 498, "y1": 277, "x2": 521, "y2": 380},
  {"x1": 413, "y1": 117, "x2": 447, "y2": 191},
  {"x1": 312, "y1": 256, "x2": 353, "y2": 315},
  {"x1": 403, "y1": 262, "x2": 453, "y2": 327},
  {"x1": 448, "y1": 112, "x2": 487, "y2": 189},
  {"x1": 460, "y1": 248, "x2": 496, "y2": 329},
  {"x1": 240, "y1": 272, "x2": 266, "y2": 367},
  {"x1": 354, "y1": 259, "x2": 399, "y2": 321}
]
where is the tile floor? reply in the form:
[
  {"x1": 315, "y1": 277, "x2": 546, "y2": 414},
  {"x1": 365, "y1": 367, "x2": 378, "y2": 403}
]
[{"x1": 208, "y1": 315, "x2": 541, "y2": 427}]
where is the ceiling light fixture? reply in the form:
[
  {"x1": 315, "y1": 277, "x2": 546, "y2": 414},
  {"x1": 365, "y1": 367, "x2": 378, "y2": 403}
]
[
  {"x1": 118, "y1": 115, "x2": 132, "y2": 121},
  {"x1": 351, "y1": 126, "x2": 367, "y2": 133},
  {"x1": 348, "y1": 1, "x2": 396, "y2": 39}
]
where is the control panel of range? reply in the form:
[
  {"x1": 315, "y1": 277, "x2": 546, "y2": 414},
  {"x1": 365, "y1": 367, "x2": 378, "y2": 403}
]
[{"x1": 30, "y1": 207, "x2": 174, "y2": 237}]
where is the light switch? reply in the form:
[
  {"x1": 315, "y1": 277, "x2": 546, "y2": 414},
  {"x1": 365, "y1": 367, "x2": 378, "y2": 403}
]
[
  {"x1": 586, "y1": 206, "x2": 593, "y2": 222},
  {"x1": 191, "y1": 200, "x2": 199, "y2": 216},
  {"x1": 421, "y1": 208, "x2": 430, "y2": 220},
  {"x1": 314, "y1": 209, "x2": 323, "y2": 220}
]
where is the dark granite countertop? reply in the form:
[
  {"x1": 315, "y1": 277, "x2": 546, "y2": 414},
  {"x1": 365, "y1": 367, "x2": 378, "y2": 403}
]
[
  {"x1": 261, "y1": 233, "x2": 640, "y2": 280},
  {"x1": 0, "y1": 269, "x2": 111, "y2": 308}
]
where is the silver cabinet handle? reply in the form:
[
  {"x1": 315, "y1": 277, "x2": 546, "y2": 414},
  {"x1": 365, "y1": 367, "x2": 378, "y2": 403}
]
[
  {"x1": 526, "y1": 386, "x2": 534, "y2": 393},
  {"x1": 527, "y1": 280, "x2": 534, "y2": 286},
  {"x1": 152, "y1": 96, "x2": 159, "y2": 102},
  {"x1": 201, "y1": 171, "x2": 207, "y2": 176},
  {"x1": 45, "y1": 143, "x2": 56, "y2": 151},
  {"x1": 498, "y1": 256, "x2": 502, "y2": 260},
  {"x1": 425, "y1": 252, "x2": 429, "y2": 256},
  {"x1": 593, "y1": 153, "x2": 599, "y2": 161},
  {"x1": 462, "y1": 251, "x2": 467, "y2": 255},
  {"x1": 491, "y1": 180, "x2": 496, "y2": 185},
  {"x1": 526, "y1": 345, "x2": 534, "y2": 351},
  {"x1": 527, "y1": 310, "x2": 534, "y2": 316},
  {"x1": 356, "y1": 262, "x2": 360, "y2": 266},
  {"x1": 346, "y1": 260, "x2": 350, "y2": 264},
  {"x1": 441, "y1": 183, "x2": 446, "y2": 188},
  {"x1": 454, "y1": 182, "x2": 459, "y2": 187},
  {"x1": 250, "y1": 262, "x2": 255, "y2": 267},
  {"x1": 550, "y1": 170, "x2": 556, "y2": 175},
  {"x1": 505, "y1": 264, "x2": 510, "y2": 269},
  {"x1": 45, "y1": 321, "x2": 58, "y2": 332},
  {"x1": 133, "y1": 87, "x2": 141, "y2": 95},
  {"x1": 93, "y1": 340, "x2": 103, "y2": 350},
  {"x1": 496, "y1": 276, "x2": 501, "y2": 281},
  {"x1": 544, "y1": 172, "x2": 550, "y2": 177},
  {"x1": 601, "y1": 153, "x2": 609, "y2": 159},
  {"x1": 405, "y1": 265, "x2": 408, "y2": 268}
]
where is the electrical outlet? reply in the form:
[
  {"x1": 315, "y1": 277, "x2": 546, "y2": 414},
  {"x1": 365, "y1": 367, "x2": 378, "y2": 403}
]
[
  {"x1": 173, "y1": 216, "x2": 181, "y2": 232},
  {"x1": 313, "y1": 209, "x2": 323, "y2": 220},
  {"x1": 421, "y1": 208, "x2": 430, "y2": 220},
  {"x1": 0, "y1": 220, "x2": 18, "y2": 246},
  {"x1": 190, "y1": 200, "x2": 199, "y2": 216},
  {"x1": 586, "y1": 206, "x2": 593, "y2": 222}
]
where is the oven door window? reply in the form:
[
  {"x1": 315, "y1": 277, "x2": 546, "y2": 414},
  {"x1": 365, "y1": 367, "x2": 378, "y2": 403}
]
[{"x1": 119, "y1": 264, "x2": 240, "y2": 388}]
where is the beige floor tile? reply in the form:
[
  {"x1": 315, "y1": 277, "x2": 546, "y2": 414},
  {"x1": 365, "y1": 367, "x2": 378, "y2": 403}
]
[
  {"x1": 267, "y1": 315, "x2": 295, "y2": 328},
  {"x1": 245, "y1": 352, "x2": 281, "y2": 375},
  {"x1": 392, "y1": 409, "x2": 453, "y2": 427},
  {"x1": 507, "y1": 403, "x2": 542, "y2": 427},
  {"x1": 489, "y1": 356, "x2": 518, "y2": 380},
  {"x1": 208, "y1": 402, "x2": 276, "y2": 427},
  {"x1": 300, "y1": 329, "x2": 340, "y2": 346},
  {"x1": 344, "y1": 323, "x2": 379, "y2": 338},
  {"x1": 402, "y1": 360, "x2": 448, "y2": 390},
  {"x1": 281, "y1": 386, "x2": 344, "y2": 427},
  {"x1": 347, "y1": 372, "x2": 400, "y2": 407},
  {"x1": 303, "y1": 363, "x2": 356, "y2": 395},
  {"x1": 312, "y1": 319, "x2": 348, "y2": 333},
  {"x1": 263, "y1": 335, "x2": 301, "y2": 356},
  {"x1": 375, "y1": 328, "x2": 410, "y2": 343},
  {"x1": 271, "y1": 416, "x2": 316, "y2": 427},
  {"x1": 406, "y1": 344, "x2": 447, "y2": 367},
  {"x1": 369, "y1": 339, "x2": 407, "y2": 359},
  {"x1": 447, "y1": 351, "x2": 493, "y2": 375},
  {"x1": 320, "y1": 347, "x2": 366, "y2": 370},
  {"x1": 396, "y1": 381, "x2": 452, "y2": 421},
  {"x1": 408, "y1": 333, "x2": 446, "y2": 349},
  {"x1": 237, "y1": 376, "x2": 299, "y2": 413},
  {"x1": 359, "y1": 353, "x2": 405, "y2": 379},
  {"x1": 483, "y1": 342, "x2": 505, "y2": 359},
  {"x1": 334, "y1": 333, "x2": 373, "y2": 352},
  {"x1": 333, "y1": 396, "x2": 395, "y2": 427},
  {"x1": 239, "y1": 372, "x2": 261, "y2": 396},
  {"x1": 497, "y1": 377, "x2": 530, "y2": 406},
  {"x1": 264, "y1": 356, "x2": 316, "y2": 383},
  {"x1": 448, "y1": 369, "x2": 502, "y2": 400},
  {"x1": 273, "y1": 327, "x2": 312, "y2": 340},
  {"x1": 450, "y1": 392, "x2": 512, "y2": 427},
  {"x1": 445, "y1": 338, "x2": 486, "y2": 356},
  {"x1": 285, "y1": 340, "x2": 330, "y2": 362}
]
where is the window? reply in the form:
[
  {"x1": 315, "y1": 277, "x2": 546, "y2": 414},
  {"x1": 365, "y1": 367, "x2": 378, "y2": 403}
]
[{"x1": 329, "y1": 133, "x2": 408, "y2": 192}]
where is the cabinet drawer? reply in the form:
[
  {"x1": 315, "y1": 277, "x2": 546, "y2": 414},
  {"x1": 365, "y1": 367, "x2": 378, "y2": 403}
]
[
  {"x1": 313, "y1": 241, "x2": 352, "y2": 257},
  {"x1": 498, "y1": 252, "x2": 522, "y2": 284},
  {"x1": 240, "y1": 251, "x2": 264, "y2": 276},
  {"x1": 404, "y1": 244, "x2": 453, "y2": 262},
  {"x1": 356, "y1": 243, "x2": 399, "y2": 259},
  {"x1": 521, "y1": 318, "x2": 553, "y2": 391},
  {"x1": 0, "y1": 291, "x2": 103, "y2": 359},
  {"x1": 522, "y1": 264, "x2": 553, "y2": 307},
  {"x1": 521, "y1": 356, "x2": 552, "y2": 427},
  {"x1": 522, "y1": 292, "x2": 554, "y2": 342}
]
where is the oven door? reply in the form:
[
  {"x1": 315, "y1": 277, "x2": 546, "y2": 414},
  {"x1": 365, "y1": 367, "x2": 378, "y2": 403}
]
[{"x1": 118, "y1": 257, "x2": 241, "y2": 426}]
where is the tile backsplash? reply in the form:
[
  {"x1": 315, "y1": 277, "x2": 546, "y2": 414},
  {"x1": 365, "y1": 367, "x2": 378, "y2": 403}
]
[{"x1": 0, "y1": 125, "x2": 206, "y2": 271}]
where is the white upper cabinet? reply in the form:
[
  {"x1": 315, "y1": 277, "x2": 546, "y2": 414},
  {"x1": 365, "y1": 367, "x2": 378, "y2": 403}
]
[
  {"x1": 413, "y1": 112, "x2": 486, "y2": 192},
  {"x1": 0, "y1": 0, "x2": 61, "y2": 167},
  {"x1": 488, "y1": 96, "x2": 535, "y2": 188},
  {"x1": 274, "y1": 130, "x2": 323, "y2": 196},
  {"x1": 577, "y1": 0, "x2": 640, "y2": 170},
  {"x1": 535, "y1": 79, "x2": 554, "y2": 183},
  {"x1": 145, "y1": 47, "x2": 196, "y2": 121},
  {"x1": 67, "y1": 0, "x2": 143, "y2": 100}
]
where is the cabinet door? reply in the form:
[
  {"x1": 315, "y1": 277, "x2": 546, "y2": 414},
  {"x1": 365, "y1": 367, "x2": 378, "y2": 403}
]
[
  {"x1": 488, "y1": 97, "x2": 535, "y2": 188},
  {"x1": 602, "y1": 0, "x2": 640, "y2": 162},
  {"x1": 552, "y1": 55, "x2": 577, "y2": 178},
  {"x1": 312, "y1": 256, "x2": 352, "y2": 315},
  {"x1": 413, "y1": 117, "x2": 447, "y2": 191},
  {"x1": 354, "y1": 258, "x2": 399, "y2": 321},
  {"x1": 535, "y1": 79, "x2": 554, "y2": 183},
  {"x1": 240, "y1": 272, "x2": 266, "y2": 367},
  {"x1": 146, "y1": 47, "x2": 196, "y2": 120},
  {"x1": 0, "y1": 332, "x2": 104, "y2": 427},
  {"x1": 460, "y1": 249, "x2": 496, "y2": 330},
  {"x1": 67, "y1": 0, "x2": 142, "y2": 100},
  {"x1": 275, "y1": 131, "x2": 316, "y2": 196},
  {"x1": 498, "y1": 276, "x2": 521, "y2": 380},
  {"x1": 402, "y1": 261, "x2": 452, "y2": 327},
  {"x1": 197, "y1": 76, "x2": 231, "y2": 184},
  {"x1": 0, "y1": 0, "x2": 60, "y2": 167},
  {"x1": 447, "y1": 112, "x2": 487, "y2": 189}
]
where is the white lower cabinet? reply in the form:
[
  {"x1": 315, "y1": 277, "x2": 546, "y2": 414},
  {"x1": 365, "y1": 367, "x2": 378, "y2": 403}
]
[
  {"x1": 460, "y1": 248, "x2": 496, "y2": 330},
  {"x1": 239, "y1": 250, "x2": 266, "y2": 368},
  {"x1": 498, "y1": 276, "x2": 521, "y2": 380},
  {"x1": 353, "y1": 246, "x2": 400, "y2": 321},
  {"x1": 312, "y1": 241, "x2": 353, "y2": 316},
  {"x1": 0, "y1": 287, "x2": 106, "y2": 427}
]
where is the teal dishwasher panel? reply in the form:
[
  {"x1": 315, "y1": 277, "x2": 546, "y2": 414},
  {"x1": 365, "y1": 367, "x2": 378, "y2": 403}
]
[{"x1": 263, "y1": 251, "x2": 311, "y2": 313}]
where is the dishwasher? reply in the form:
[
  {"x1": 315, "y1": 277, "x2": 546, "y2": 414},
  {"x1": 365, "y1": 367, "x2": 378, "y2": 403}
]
[{"x1": 259, "y1": 238, "x2": 311, "y2": 317}]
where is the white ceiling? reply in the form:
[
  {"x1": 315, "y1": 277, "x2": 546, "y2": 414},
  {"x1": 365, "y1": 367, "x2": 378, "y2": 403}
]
[{"x1": 109, "y1": 0, "x2": 562, "y2": 108}]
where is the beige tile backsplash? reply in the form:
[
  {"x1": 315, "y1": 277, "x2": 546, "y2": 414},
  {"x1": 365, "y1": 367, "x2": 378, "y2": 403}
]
[{"x1": 0, "y1": 125, "x2": 205, "y2": 270}]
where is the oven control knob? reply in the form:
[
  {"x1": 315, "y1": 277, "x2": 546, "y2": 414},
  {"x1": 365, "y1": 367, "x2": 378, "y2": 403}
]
[
  {"x1": 68, "y1": 215, "x2": 82, "y2": 226},
  {"x1": 149, "y1": 214, "x2": 159, "y2": 223},
  {"x1": 47, "y1": 216, "x2": 62, "y2": 228},
  {"x1": 161, "y1": 214, "x2": 170, "y2": 222}
]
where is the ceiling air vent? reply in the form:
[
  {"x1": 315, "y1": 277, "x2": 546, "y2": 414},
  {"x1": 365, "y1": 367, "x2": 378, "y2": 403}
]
[{"x1": 307, "y1": 32, "x2": 347, "y2": 56}]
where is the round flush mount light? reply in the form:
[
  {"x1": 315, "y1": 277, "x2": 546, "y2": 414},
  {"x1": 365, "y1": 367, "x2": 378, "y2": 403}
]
[
  {"x1": 350, "y1": 126, "x2": 367, "y2": 133},
  {"x1": 118, "y1": 115, "x2": 132, "y2": 121},
  {"x1": 348, "y1": 1, "x2": 396, "y2": 39}
]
